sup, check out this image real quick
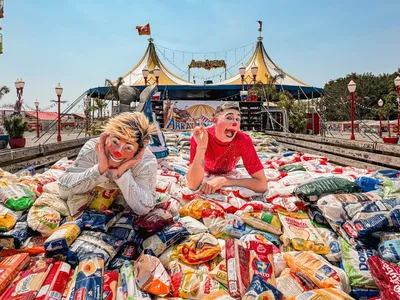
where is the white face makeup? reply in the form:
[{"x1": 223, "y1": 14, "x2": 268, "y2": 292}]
[
  {"x1": 214, "y1": 109, "x2": 241, "y2": 142},
  {"x1": 105, "y1": 135, "x2": 138, "y2": 168}
]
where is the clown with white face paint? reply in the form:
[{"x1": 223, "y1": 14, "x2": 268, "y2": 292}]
[
  {"x1": 58, "y1": 112, "x2": 158, "y2": 215},
  {"x1": 186, "y1": 102, "x2": 268, "y2": 194}
]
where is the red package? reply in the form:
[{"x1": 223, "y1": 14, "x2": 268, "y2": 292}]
[
  {"x1": 248, "y1": 241, "x2": 275, "y2": 286},
  {"x1": 0, "y1": 253, "x2": 30, "y2": 294},
  {"x1": 61, "y1": 269, "x2": 75, "y2": 300},
  {"x1": 225, "y1": 239, "x2": 250, "y2": 298},
  {"x1": 134, "y1": 208, "x2": 173, "y2": 236},
  {"x1": 1, "y1": 257, "x2": 54, "y2": 300},
  {"x1": 368, "y1": 256, "x2": 400, "y2": 300},
  {"x1": 36, "y1": 261, "x2": 71, "y2": 300},
  {"x1": 208, "y1": 200, "x2": 237, "y2": 214},
  {"x1": 103, "y1": 271, "x2": 118, "y2": 300}
]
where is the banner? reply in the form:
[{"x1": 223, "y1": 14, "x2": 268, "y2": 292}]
[
  {"x1": 164, "y1": 101, "x2": 222, "y2": 130},
  {"x1": 136, "y1": 23, "x2": 151, "y2": 36},
  {"x1": 189, "y1": 59, "x2": 226, "y2": 70}
]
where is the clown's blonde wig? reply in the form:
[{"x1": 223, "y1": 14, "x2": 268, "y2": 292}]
[{"x1": 103, "y1": 112, "x2": 156, "y2": 150}]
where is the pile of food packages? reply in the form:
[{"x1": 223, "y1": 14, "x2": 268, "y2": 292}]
[{"x1": 0, "y1": 131, "x2": 399, "y2": 300}]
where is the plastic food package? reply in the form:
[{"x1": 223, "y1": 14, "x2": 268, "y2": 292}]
[
  {"x1": 107, "y1": 244, "x2": 142, "y2": 270},
  {"x1": 339, "y1": 238, "x2": 377, "y2": 288},
  {"x1": 67, "y1": 193, "x2": 92, "y2": 216},
  {"x1": 278, "y1": 211, "x2": 330, "y2": 254},
  {"x1": 314, "y1": 225, "x2": 341, "y2": 263},
  {"x1": 368, "y1": 256, "x2": 400, "y2": 300},
  {"x1": 294, "y1": 176, "x2": 359, "y2": 202},
  {"x1": 269, "y1": 196, "x2": 306, "y2": 213},
  {"x1": 179, "y1": 199, "x2": 213, "y2": 219},
  {"x1": 89, "y1": 186, "x2": 120, "y2": 211},
  {"x1": 27, "y1": 205, "x2": 61, "y2": 236},
  {"x1": 279, "y1": 164, "x2": 306, "y2": 173},
  {"x1": 34, "y1": 192, "x2": 70, "y2": 216},
  {"x1": 226, "y1": 238, "x2": 250, "y2": 298},
  {"x1": 134, "y1": 252, "x2": 171, "y2": 296},
  {"x1": 36, "y1": 261, "x2": 71, "y2": 300},
  {"x1": 67, "y1": 231, "x2": 123, "y2": 266},
  {"x1": 242, "y1": 274, "x2": 283, "y2": 300},
  {"x1": 103, "y1": 271, "x2": 118, "y2": 300},
  {"x1": 120, "y1": 260, "x2": 151, "y2": 300},
  {"x1": 200, "y1": 290, "x2": 234, "y2": 300},
  {"x1": 279, "y1": 171, "x2": 313, "y2": 187},
  {"x1": 264, "y1": 185, "x2": 297, "y2": 201},
  {"x1": 177, "y1": 216, "x2": 208, "y2": 234},
  {"x1": 155, "y1": 198, "x2": 182, "y2": 217},
  {"x1": 264, "y1": 169, "x2": 287, "y2": 181},
  {"x1": 0, "y1": 253, "x2": 30, "y2": 294},
  {"x1": 0, "y1": 220, "x2": 29, "y2": 249},
  {"x1": 0, "y1": 203, "x2": 22, "y2": 231},
  {"x1": 81, "y1": 210, "x2": 121, "y2": 232},
  {"x1": 176, "y1": 233, "x2": 221, "y2": 265},
  {"x1": 378, "y1": 235, "x2": 400, "y2": 264},
  {"x1": 283, "y1": 251, "x2": 350, "y2": 293},
  {"x1": 0, "y1": 184, "x2": 36, "y2": 211},
  {"x1": 276, "y1": 268, "x2": 317, "y2": 298},
  {"x1": 248, "y1": 240, "x2": 275, "y2": 285},
  {"x1": 44, "y1": 220, "x2": 83, "y2": 254},
  {"x1": 201, "y1": 209, "x2": 227, "y2": 238},
  {"x1": 143, "y1": 222, "x2": 189, "y2": 256},
  {"x1": 61, "y1": 268, "x2": 75, "y2": 300},
  {"x1": 343, "y1": 198, "x2": 400, "y2": 220},
  {"x1": 209, "y1": 259, "x2": 228, "y2": 287},
  {"x1": 287, "y1": 288, "x2": 355, "y2": 300},
  {"x1": 134, "y1": 208, "x2": 174, "y2": 236},
  {"x1": 42, "y1": 181, "x2": 60, "y2": 195},
  {"x1": 171, "y1": 272, "x2": 224, "y2": 299},
  {"x1": 73, "y1": 255, "x2": 104, "y2": 300},
  {"x1": 0, "y1": 257, "x2": 54, "y2": 300},
  {"x1": 241, "y1": 211, "x2": 282, "y2": 235}
]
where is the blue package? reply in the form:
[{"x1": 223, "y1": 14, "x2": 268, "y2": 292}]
[
  {"x1": 355, "y1": 177, "x2": 381, "y2": 192},
  {"x1": 81, "y1": 210, "x2": 121, "y2": 232},
  {"x1": 0, "y1": 221, "x2": 29, "y2": 249},
  {"x1": 377, "y1": 170, "x2": 400, "y2": 178},
  {"x1": 343, "y1": 198, "x2": 400, "y2": 219},
  {"x1": 378, "y1": 239, "x2": 400, "y2": 263},
  {"x1": 282, "y1": 151, "x2": 296, "y2": 157},
  {"x1": 107, "y1": 226, "x2": 142, "y2": 246},
  {"x1": 74, "y1": 255, "x2": 104, "y2": 300},
  {"x1": 44, "y1": 220, "x2": 84, "y2": 253},
  {"x1": 350, "y1": 288, "x2": 380, "y2": 300},
  {"x1": 243, "y1": 275, "x2": 283, "y2": 299}
]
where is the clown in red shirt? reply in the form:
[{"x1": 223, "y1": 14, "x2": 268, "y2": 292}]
[{"x1": 186, "y1": 102, "x2": 267, "y2": 194}]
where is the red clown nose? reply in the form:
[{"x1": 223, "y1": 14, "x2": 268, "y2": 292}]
[{"x1": 112, "y1": 151, "x2": 122, "y2": 158}]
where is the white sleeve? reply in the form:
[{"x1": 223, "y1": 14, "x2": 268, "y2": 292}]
[
  {"x1": 58, "y1": 139, "x2": 109, "y2": 199},
  {"x1": 114, "y1": 157, "x2": 157, "y2": 215}
]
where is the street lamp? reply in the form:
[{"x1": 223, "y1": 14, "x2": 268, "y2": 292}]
[
  {"x1": 142, "y1": 65, "x2": 149, "y2": 86},
  {"x1": 394, "y1": 76, "x2": 400, "y2": 136},
  {"x1": 378, "y1": 99, "x2": 384, "y2": 137},
  {"x1": 154, "y1": 65, "x2": 160, "y2": 86},
  {"x1": 14, "y1": 78, "x2": 25, "y2": 115},
  {"x1": 55, "y1": 83, "x2": 63, "y2": 142},
  {"x1": 239, "y1": 65, "x2": 246, "y2": 91},
  {"x1": 251, "y1": 64, "x2": 258, "y2": 83},
  {"x1": 347, "y1": 80, "x2": 357, "y2": 140},
  {"x1": 34, "y1": 100, "x2": 40, "y2": 138}
]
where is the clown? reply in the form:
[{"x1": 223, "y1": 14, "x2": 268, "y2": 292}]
[
  {"x1": 186, "y1": 102, "x2": 267, "y2": 194},
  {"x1": 59, "y1": 112, "x2": 158, "y2": 215}
]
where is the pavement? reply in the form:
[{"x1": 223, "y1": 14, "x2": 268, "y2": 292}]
[{"x1": 323, "y1": 130, "x2": 400, "y2": 144}]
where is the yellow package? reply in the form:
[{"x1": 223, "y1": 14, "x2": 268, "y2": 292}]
[
  {"x1": 172, "y1": 272, "x2": 223, "y2": 299},
  {"x1": 179, "y1": 199, "x2": 212, "y2": 219},
  {"x1": 288, "y1": 288, "x2": 355, "y2": 300},
  {"x1": 201, "y1": 290, "x2": 234, "y2": 300},
  {"x1": 44, "y1": 221, "x2": 82, "y2": 252},
  {"x1": 278, "y1": 211, "x2": 330, "y2": 255},
  {"x1": 0, "y1": 203, "x2": 21, "y2": 231},
  {"x1": 0, "y1": 180, "x2": 8, "y2": 187},
  {"x1": 241, "y1": 211, "x2": 282, "y2": 235},
  {"x1": 209, "y1": 259, "x2": 228, "y2": 287},
  {"x1": 175, "y1": 233, "x2": 221, "y2": 265},
  {"x1": 283, "y1": 251, "x2": 343, "y2": 290},
  {"x1": 89, "y1": 186, "x2": 120, "y2": 211}
]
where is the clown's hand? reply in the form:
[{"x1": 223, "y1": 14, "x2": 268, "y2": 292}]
[
  {"x1": 193, "y1": 124, "x2": 208, "y2": 149},
  {"x1": 96, "y1": 133, "x2": 109, "y2": 175},
  {"x1": 200, "y1": 177, "x2": 227, "y2": 195},
  {"x1": 115, "y1": 148, "x2": 146, "y2": 178}
]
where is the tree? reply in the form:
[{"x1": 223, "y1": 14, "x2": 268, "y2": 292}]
[
  {"x1": 0, "y1": 86, "x2": 9, "y2": 100},
  {"x1": 250, "y1": 74, "x2": 284, "y2": 103},
  {"x1": 93, "y1": 98, "x2": 108, "y2": 119},
  {"x1": 379, "y1": 93, "x2": 398, "y2": 138},
  {"x1": 276, "y1": 91, "x2": 308, "y2": 133}
]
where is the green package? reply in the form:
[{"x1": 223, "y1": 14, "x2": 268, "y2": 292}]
[{"x1": 0, "y1": 184, "x2": 35, "y2": 211}]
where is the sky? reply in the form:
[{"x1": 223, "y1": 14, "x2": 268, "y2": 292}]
[{"x1": 0, "y1": 0, "x2": 399, "y2": 113}]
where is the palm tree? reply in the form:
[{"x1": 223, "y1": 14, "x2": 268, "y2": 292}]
[
  {"x1": 0, "y1": 86, "x2": 10, "y2": 100},
  {"x1": 250, "y1": 73, "x2": 285, "y2": 104},
  {"x1": 105, "y1": 77, "x2": 124, "y2": 114},
  {"x1": 93, "y1": 98, "x2": 108, "y2": 119}
]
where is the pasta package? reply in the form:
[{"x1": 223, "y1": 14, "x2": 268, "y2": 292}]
[
  {"x1": 73, "y1": 255, "x2": 104, "y2": 300},
  {"x1": 248, "y1": 240, "x2": 275, "y2": 286},
  {"x1": 36, "y1": 261, "x2": 71, "y2": 300},
  {"x1": 44, "y1": 220, "x2": 83, "y2": 254},
  {"x1": 226, "y1": 238, "x2": 250, "y2": 298},
  {"x1": 0, "y1": 253, "x2": 30, "y2": 294},
  {"x1": 175, "y1": 233, "x2": 221, "y2": 265},
  {"x1": 179, "y1": 199, "x2": 213, "y2": 220},
  {"x1": 89, "y1": 186, "x2": 120, "y2": 211},
  {"x1": 241, "y1": 211, "x2": 282, "y2": 235}
]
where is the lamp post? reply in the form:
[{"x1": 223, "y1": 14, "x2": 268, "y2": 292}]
[
  {"x1": 14, "y1": 78, "x2": 25, "y2": 115},
  {"x1": 347, "y1": 80, "x2": 357, "y2": 140},
  {"x1": 239, "y1": 65, "x2": 246, "y2": 91},
  {"x1": 394, "y1": 76, "x2": 400, "y2": 136},
  {"x1": 251, "y1": 64, "x2": 258, "y2": 84},
  {"x1": 154, "y1": 65, "x2": 160, "y2": 86},
  {"x1": 378, "y1": 99, "x2": 384, "y2": 137},
  {"x1": 55, "y1": 83, "x2": 63, "y2": 142},
  {"x1": 34, "y1": 99, "x2": 39, "y2": 138},
  {"x1": 142, "y1": 65, "x2": 149, "y2": 86}
]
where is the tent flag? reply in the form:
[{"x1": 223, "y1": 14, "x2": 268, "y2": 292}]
[
  {"x1": 136, "y1": 23, "x2": 151, "y2": 36},
  {"x1": 257, "y1": 20, "x2": 262, "y2": 32}
]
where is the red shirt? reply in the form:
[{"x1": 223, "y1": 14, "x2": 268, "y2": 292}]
[{"x1": 189, "y1": 127, "x2": 263, "y2": 175}]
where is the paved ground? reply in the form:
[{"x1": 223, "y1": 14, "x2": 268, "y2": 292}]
[
  {"x1": 24, "y1": 130, "x2": 88, "y2": 147},
  {"x1": 323, "y1": 130, "x2": 400, "y2": 144}
]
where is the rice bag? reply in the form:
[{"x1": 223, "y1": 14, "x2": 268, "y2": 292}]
[
  {"x1": 36, "y1": 261, "x2": 71, "y2": 300},
  {"x1": 378, "y1": 234, "x2": 400, "y2": 264},
  {"x1": 288, "y1": 288, "x2": 355, "y2": 300},
  {"x1": 0, "y1": 184, "x2": 36, "y2": 211},
  {"x1": 179, "y1": 199, "x2": 213, "y2": 219},
  {"x1": 0, "y1": 253, "x2": 30, "y2": 294},
  {"x1": 172, "y1": 272, "x2": 224, "y2": 299},
  {"x1": 176, "y1": 233, "x2": 221, "y2": 265},
  {"x1": 314, "y1": 225, "x2": 341, "y2": 263},
  {"x1": 0, "y1": 257, "x2": 54, "y2": 300},
  {"x1": 42, "y1": 181, "x2": 60, "y2": 195},
  {"x1": 279, "y1": 164, "x2": 306, "y2": 173},
  {"x1": 73, "y1": 255, "x2": 104, "y2": 300},
  {"x1": 368, "y1": 256, "x2": 400, "y2": 300},
  {"x1": 241, "y1": 211, "x2": 282, "y2": 235},
  {"x1": 276, "y1": 268, "x2": 318, "y2": 298},
  {"x1": 120, "y1": 260, "x2": 151, "y2": 300},
  {"x1": 283, "y1": 251, "x2": 350, "y2": 293},
  {"x1": 0, "y1": 220, "x2": 29, "y2": 249},
  {"x1": 269, "y1": 196, "x2": 306, "y2": 213},
  {"x1": 343, "y1": 198, "x2": 400, "y2": 220},
  {"x1": 0, "y1": 203, "x2": 22, "y2": 231},
  {"x1": 27, "y1": 205, "x2": 61, "y2": 236},
  {"x1": 134, "y1": 253, "x2": 171, "y2": 296},
  {"x1": 351, "y1": 208, "x2": 400, "y2": 238},
  {"x1": 294, "y1": 176, "x2": 359, "y2": 202},
  {"x1": 177, "y1": 216, "x2": 208, "y2": 234},
  {"x1": 279, "y1": 171, "x2": 313, "y2": 186},
  {"x1": 67, "y1": 193, "x2": 92, "y2": 216},
  {"x1": 81, "y1": 210, "x2": 121, "y2": 232},
  {"x1": 264, "y1": 169, "x2": 287, "y2": 181},
  {"x1": 201, "y1": 290, "x2": 235, "y2": 300},
  {"x1": 264, "y1": 185, "x2": 297, "y2": 201},
  {"x1": 209, "y1": 259, "x2": 228, "y2": 287},
  {"x1": 242, "y1": 274, "x2": 283, "y2": 300},
  {"x1": 226, "y1": 238, "x2": 250, "y2": 298},
  {"x1": 103, "y1": 271, "x2": 118, "y2": 300},
  {"x1": 248, "y1": 240, "x2": 275, "y2": 285},
  {"x1": 89, "y1": 186, "x2": 120, "y2": 211},
  {"x1": 340, "y1": 238, "x2": 377, "y2": 288},
  {"x1": 201, "y1": 209, "x2": 227, "y2": 238},
  {"x1": 143, "y1": 222, "x2": 189, "y2": 256},
  {"x1": 34, "y1": 192, "x2": 70, "y2": 216},
  {"x1": 134, "y1": 208, "x2": 174, "y2": 236},
  {"x1": 44, "y1": 220, "x2": 83, "y2": 254},
  {"x1": 279, "y1": 211, "x2": 330, "y2": 254},
  {"x1": 67, "y1": 231, "x2": 123, "y2": 266}
]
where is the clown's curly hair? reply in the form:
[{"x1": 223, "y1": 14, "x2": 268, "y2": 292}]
[{"x1": 103, "y1": 112, "x2": 156, "y2": 152}]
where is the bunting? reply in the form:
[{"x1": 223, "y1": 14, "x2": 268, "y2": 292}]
[{"x1": 136, "y1": 23, "x2": 151, "y2": 36}]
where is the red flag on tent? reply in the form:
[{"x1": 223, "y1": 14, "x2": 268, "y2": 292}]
[
  {"x1": 136, "y1": 23, "x2": 151, "y2": 36},
  {"x1": 257, "y1": 20, "x2": 262, "y2": 32}
]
